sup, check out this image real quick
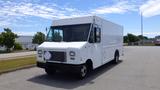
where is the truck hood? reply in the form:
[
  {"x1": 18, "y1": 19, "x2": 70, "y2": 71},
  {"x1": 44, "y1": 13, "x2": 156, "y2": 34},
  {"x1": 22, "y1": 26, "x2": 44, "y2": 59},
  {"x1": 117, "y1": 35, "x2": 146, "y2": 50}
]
[{"x1": 38, "y1": 42, "x2": 87, "y2": 49}]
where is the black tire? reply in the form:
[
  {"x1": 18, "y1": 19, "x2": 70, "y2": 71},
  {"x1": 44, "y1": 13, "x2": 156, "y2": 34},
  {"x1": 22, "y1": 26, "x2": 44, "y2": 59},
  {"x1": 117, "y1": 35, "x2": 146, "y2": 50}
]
[
  {"x1": 45, "y1": 68, "x2": 56, "y2": 75},
  {"x1": 78, "y1": 64, "x2": 88, "y2": 79},
  {"x1": 113, "y1": 52, "x2": 119, "y2": 64}
]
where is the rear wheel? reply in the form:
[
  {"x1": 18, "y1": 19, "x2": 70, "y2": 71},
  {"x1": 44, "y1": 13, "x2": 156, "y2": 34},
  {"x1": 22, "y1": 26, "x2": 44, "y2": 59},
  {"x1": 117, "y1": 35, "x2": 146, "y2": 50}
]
[
  {"x1": 113, "y1": 52, "x2": 119, "y2": 64},
  {"x1": 45, "y1": 68, "x2": 56, "y2": 75},
  {"x1": 78, "y1": 64, "x2": 88, "y2": 79}
]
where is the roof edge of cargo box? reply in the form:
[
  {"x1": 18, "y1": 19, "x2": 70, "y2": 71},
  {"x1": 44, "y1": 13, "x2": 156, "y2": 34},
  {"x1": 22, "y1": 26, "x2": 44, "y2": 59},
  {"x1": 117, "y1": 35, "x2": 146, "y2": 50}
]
[{"x1": 51, "y1": 15, "x2": 123, "y2": 27}]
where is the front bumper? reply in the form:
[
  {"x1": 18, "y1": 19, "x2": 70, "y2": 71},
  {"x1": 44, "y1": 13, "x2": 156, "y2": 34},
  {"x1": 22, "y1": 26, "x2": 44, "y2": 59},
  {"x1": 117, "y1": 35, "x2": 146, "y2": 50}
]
[{"x1": 37, "y1": 62, "x2": 83, "y2": 73}]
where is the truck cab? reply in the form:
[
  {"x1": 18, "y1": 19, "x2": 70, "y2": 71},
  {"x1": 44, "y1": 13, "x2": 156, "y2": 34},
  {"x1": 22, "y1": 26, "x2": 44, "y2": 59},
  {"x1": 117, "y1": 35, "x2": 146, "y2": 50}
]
[{"x1": 36, "y1": 16, "x2": 123, "y2": 79}]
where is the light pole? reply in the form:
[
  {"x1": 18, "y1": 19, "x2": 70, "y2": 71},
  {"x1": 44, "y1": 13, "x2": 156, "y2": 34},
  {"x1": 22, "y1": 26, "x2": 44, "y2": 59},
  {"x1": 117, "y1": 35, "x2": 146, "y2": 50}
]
[
  {"x1": 46, "y1": 27, "x2": 48, "y2": 35},
  {"x1": 141, "y1": 12, "x2": 144, "y2": 45}
]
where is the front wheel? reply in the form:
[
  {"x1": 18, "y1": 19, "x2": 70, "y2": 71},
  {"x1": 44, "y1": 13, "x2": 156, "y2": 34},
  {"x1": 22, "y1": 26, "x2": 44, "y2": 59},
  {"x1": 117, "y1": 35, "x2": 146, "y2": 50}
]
[{"x1": 78, "y1": 64, "x2": 88, "y2": 79}]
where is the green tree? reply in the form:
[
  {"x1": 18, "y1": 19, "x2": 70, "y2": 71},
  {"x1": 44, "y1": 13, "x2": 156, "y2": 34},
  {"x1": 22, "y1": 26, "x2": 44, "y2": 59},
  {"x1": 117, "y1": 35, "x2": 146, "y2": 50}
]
[
  {"x1": 138, "y1": 35, "x2": 148, "y2": 40},
  {"x1": 1, "y1": 28, "x2": 18, "y2": 52},
  {"x1": 32, "y1": 32, "x2": 45, "y2": 44},
  {"x1": 0, "y1": 34, "x2": 3, "y2": 45},
  {"x1": 123, "y1": 35, "x2": 129, "y2": 43},
  {"x1": 14, "y1": 42, "x2": 23, "y2": 50},
  {"x1": 127, "y1": 33, "x2": 139, "y2": 43},
  {"x1": 124, "y1": 33, "x2": 140, "y2": 45}
]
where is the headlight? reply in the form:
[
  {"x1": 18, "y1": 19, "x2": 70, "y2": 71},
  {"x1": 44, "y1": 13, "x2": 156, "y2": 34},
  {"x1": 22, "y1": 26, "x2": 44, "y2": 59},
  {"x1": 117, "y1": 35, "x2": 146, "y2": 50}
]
[
  {"x1": 69, "y1": 51, "x2": 75, "y2": 56},
  {"x1": 38, "y1": 50, "x2": 42, "y2": 57},
  {"x1": 38, "y1": 50, "x2": 42, "y2": 54}
]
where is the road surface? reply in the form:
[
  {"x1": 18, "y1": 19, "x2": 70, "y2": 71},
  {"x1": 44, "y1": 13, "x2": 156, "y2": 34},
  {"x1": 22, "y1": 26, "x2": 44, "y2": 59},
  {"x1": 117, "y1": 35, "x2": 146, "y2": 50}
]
[
  {"x1": 0, "y1": 46, "x2": 160, "y2": 90},
  {"x1": 0, "y1": 51, "x2": 36, "y2": 60}
]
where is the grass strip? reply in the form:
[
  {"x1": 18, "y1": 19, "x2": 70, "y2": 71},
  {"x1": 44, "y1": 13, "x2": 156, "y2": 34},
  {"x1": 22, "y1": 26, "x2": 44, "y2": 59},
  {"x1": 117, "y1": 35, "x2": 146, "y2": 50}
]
[{"x1": 0, "y1": 56, "x2": 36, "y2": 74}]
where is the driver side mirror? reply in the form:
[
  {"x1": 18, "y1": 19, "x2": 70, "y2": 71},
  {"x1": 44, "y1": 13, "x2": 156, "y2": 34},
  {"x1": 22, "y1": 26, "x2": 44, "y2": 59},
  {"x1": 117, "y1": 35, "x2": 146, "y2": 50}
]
[
  {"x1": 89, "y1": 27, "x2": 101, "y2": 43},
  {"x1": 89, "y1": 29, "x2": 95, "y2": 43},
  {"x1": 94, "y1": 27, "x2": 101, "y2": 43}
]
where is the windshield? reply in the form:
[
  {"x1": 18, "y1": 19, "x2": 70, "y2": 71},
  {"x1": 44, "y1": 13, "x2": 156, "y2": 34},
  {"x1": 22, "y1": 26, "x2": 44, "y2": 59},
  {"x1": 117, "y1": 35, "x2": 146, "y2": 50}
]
[{"x1": 46, "y1": 24, "x2": 91, "y2": 42}]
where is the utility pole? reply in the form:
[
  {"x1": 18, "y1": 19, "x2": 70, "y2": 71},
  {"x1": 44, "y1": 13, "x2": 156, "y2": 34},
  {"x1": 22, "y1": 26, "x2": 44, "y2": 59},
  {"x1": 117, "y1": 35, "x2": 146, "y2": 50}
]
[
  {"x1": 45, "y1": 27, "x2": 48, "y2": 40},
  {"x1": 46, "y1": 27, "x2": 48, "y2": 36},
  {"x1": 141, "y1": 12, "x2": 144, "y2": 45}
]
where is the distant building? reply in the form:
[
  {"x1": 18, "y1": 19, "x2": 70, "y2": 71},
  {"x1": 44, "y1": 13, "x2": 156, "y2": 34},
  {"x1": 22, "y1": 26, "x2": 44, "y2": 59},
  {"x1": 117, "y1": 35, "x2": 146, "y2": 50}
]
[
  {"x1": 15, "y1": 36, "x2": 38, "y2": 50},
  {"x1": 142, "y1": 39, "x2": 154, "y2": 45},
  {"x1": 0, "y1": 36, "x2": 38, "y2": 51},
  {"x1": 0, "y1": 46, "x2": 6, "y2": 51},
  {"x1": 131, "y1": 39, "x2": 155, "y2": 46}
]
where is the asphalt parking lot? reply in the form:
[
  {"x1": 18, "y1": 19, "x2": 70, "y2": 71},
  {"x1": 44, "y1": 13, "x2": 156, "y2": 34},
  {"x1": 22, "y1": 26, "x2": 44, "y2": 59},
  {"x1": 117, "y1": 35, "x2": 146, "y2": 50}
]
[{"x1": 0, "y1": 46, "x2": 160, "y2": 90}]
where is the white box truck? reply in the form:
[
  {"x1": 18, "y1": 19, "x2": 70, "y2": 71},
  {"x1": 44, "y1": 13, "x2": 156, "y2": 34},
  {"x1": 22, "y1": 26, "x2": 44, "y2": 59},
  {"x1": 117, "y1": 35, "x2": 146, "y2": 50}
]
[{"x1": 37, "y1": 16, "x2": 123, "y2": 78}]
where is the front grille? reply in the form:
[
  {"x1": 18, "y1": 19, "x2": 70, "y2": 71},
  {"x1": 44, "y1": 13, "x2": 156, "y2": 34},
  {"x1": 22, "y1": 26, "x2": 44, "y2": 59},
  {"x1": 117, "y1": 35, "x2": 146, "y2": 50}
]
[{"x1": 48, "y1": 51, "x2": 66, "y2": 62}]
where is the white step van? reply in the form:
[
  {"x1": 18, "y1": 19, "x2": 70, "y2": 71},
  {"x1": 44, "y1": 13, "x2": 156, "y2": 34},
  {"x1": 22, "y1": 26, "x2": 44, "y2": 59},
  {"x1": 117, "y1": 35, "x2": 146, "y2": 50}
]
[{"x1": 36, "y1": 16, "x2": 123, "y2": 79}]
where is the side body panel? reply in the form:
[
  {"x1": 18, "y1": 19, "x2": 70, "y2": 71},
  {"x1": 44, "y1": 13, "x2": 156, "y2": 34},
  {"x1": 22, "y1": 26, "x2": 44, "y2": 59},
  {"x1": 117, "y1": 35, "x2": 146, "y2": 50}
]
[
  {"x1": 86, "y1": 16, "x2": 123, "y2": 69},
  {"x1": 100, "y1": 17, "x2": 123, "y2": 64}
]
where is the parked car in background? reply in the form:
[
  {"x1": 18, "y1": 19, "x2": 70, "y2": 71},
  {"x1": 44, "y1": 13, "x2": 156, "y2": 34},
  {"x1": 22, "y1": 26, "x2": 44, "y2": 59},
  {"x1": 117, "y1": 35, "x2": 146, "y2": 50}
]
[{"x1": 154, "y1": 36, "x2": 160, "y2": 45}]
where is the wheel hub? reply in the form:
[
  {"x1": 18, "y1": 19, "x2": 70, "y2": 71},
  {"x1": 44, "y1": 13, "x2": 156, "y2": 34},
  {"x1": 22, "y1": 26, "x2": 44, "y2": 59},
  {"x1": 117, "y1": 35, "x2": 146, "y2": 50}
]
[{"x1": 81, "y1": 66, "x2": 87, "y2": 77}]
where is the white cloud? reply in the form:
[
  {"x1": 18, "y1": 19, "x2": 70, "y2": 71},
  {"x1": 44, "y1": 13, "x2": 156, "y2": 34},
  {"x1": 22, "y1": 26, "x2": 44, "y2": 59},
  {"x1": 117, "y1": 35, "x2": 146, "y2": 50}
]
[
  {"x1": 127, "y1": 31, "x2": 160, "y2": 38},
  {"x1": 0, "y1": 0, "x2": 142, "y2": 28},
  {"x1": 144, "y1": 32, "x2": 160, "y2": 36},
  {"x1": 0, "y1": 2, "x2": 60, "y2": 19},
  {"x1": 0, "y1": 1, "x2": 138, "y2": 20},
  {"x1": 140, "y1": 0, "x2": 160, "y2": 17},
  {"x1": 0, "y1": 20, "x2": 11, "y2": 27},
  {"x1": 0, "y1": 0, "x2": 91, "y2": 27},
  {"x1": 0, "y1": 1, "x2": 90, "y2": 19},
  {"x1": 91, "y1": 1, "x2": 137, "y2": 14}
]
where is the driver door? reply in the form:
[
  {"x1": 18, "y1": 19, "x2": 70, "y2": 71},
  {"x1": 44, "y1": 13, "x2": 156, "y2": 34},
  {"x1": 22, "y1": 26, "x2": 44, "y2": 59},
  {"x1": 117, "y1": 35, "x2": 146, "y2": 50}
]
[{"x1": 89, "y1": 25, "x2": 102, "y2": 68}]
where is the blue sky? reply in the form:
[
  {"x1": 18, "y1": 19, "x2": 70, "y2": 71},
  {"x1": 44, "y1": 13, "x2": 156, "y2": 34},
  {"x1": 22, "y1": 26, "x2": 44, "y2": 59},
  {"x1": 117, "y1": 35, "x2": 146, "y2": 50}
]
[{"x1": 0, "y1": 0, "x2": 160, "y2": 37}]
